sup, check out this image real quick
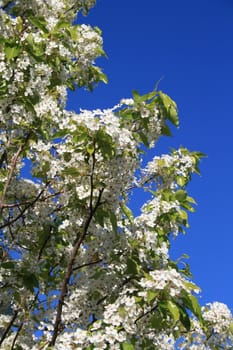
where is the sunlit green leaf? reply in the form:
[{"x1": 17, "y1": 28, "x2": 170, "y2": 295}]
[
  {"x1": 121, "y1": 342, "x2": 134, "y2": 350},
  {"x1": 5, "y1": 42, "x2": 21, "y2": 60},
  {"x1": 120, "y1": 203, "x2": 134, "y2": 224},
  {"x1": 28, "y1": 16, "x2": 49, "y2": 33}
]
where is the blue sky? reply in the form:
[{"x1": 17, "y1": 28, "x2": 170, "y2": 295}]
[{"x1": 68, "y1": 0, "x2": 233, "y2": 312}]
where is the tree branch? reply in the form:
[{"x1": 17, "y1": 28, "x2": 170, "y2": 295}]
[
  {"x1": 134, "y1": 304, "x2": 158, "y2": 325},
  {"x1": 0, "y1": 146, "x2": 23, "y2": 213},
  {"x1": 72, "y1": 258, "x2": 102, "y2": 272},
  {"x1": 0, "y1": 310, "x2": 18, "y2": 347},
  {"x1": 10, "y1": 322, "x2": 23, "y2": 350},
  {"x1": 49, "y1": 187, "x2": 104, "y2": 346},
  {"x1": 0, "y1": 190, "x2": 62, "y2": 209},
  {"x1": 0, "y1": 188, "x2": 46, "y2": 230}
]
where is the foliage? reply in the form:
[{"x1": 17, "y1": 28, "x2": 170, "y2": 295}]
[{"x1": 0, "y1": 0, "x2": 232, "y2": 349}]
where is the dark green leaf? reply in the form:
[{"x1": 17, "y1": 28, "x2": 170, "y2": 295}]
[
  {"x1": 178, "y1": 304, "x2": 191, "y2": 331},
  {"x1": 22, "y1": 273, "x2": 39, "y2": 292},
  {"x1": 182, "y1": 292, "x2": 202, "y2": 321},
  {"x1": 138, "y1": 132, "x2": 149, "y2": 147},
  {"x1": 126, "y1": 257, "x2": 138, "y2": 275},
  {"x1": 1, "y1": 261, "x2": 15, "y2": 269},
  {"x1": 161, "y1": 123, "x2": 172, "y2": 136}
]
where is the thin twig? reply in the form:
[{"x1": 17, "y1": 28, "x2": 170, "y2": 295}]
[
  {"x1": 134, "y1": 304, "x2": 158, "y2": 325},
  {"x1": 72, "y1": 258, "x2": 102, "y2": 271}
]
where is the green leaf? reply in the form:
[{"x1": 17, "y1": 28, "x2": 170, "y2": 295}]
[
  {"x1": 147, "y1": 290, "x2": 157, "y2": 303},
  {"x1": 67, "y1": 26, "x2": 78, "y2": 41},
  {"x1": 85, "y1": 346, "x2": 94, "y2": 350},
  {"x1": 183, "y1": 280, "x2": 201, "y2": 293},
  {"x1": 132, "y1": 90, "x2": 141, "y2": 102},
  {"x1": 178, "y1": 305, "x2": 191, "y2": 331},
  {"x1": 168, "y1": 105, "x2": 179, "y2": 126},
  {"x1": 181, "y1": 201, "x2": 195, "y2": 212},
  {"x1": 175, "y1": 189, "x2": 187, "y2": 202},
  {"x1": 95, "y1": 207, "x2": 106, "y2": 227},
  {"x1": 62, "y1": 167, "x2": 80, "y2": 177},
  {"x1": 54, "y1": 20, "x2": 70, "y2": 31},
  {"x1": 178, "y1": 209, "x2": 188, "y2": 221},
  {"x1": 19, "y1": 97, "x2": 36, "y2": 114},
  {"x1": 176, "y1": 175, "x2": 187, "y2": 187},
  {"x1": 126, "y1": 257, "x2": 138, "y2": 275},
  {"x1": 161, "y1": 123, "x2": 172, "y2": 136},
  {"x1": 28, "y1": 16, "x2": 49, "y2": 33},
  {"x1": 230, "y1": 322, "x2": 233, "y2": 334},
  {"x1": 182, "y1": 292, "x2": 202, "y2": 321},
  {"x1": 138, "y1": 131, "x2": 149, "y2": 147},
  {"x1": 166, "y1": 300, "x2": 180, "y2": 324},
  {"x1": 157, "y1": 91, "x2": 179, "y2": 127},
  {"x1": 187, "y1": 196, "x2": 196, "y2": 204},
  {"x1": 53, "y1": 129, "x2": 69, "y2": 138},
  {"x1": 1, "y1": 261, "x2": 15, "y2": 269},
  {"x1": 25, "y1": 34, "x2": 45, "y2": 58},
  {"x1": 118, "y1": 306, "x2": 126, "y2": 317},
  {"x1": 95, "y1": 130, "x2": 114, "y2": 158},
  {"x1": 98, "y1": 72, "x2": 108, "y2": 84},
  {"x1": 132, "y1": 90, "x2": 155, "y2": 103},
  {"x1": 86, "y1": 143, "x2": 95, "y2": 155},
  {"x1": 22, "y1": 273, "x2": 39, "y2": 292},
  {"x1": 120, "y1": 203, "x2": 134, "y2": 224},
  {"x1": 109, "y1": 211, "x2": 118, "y2": 234},
  {"x1": 5, "y1": 42, "x2": 21, "y2": 60},
  {"x1": 121, "y1": 342, "x2": 134, "y2": 350}
]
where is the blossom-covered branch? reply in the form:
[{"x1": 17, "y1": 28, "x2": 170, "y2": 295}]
[{"x1": 0, "y1": 1, "x2": 232, "y2": 349}]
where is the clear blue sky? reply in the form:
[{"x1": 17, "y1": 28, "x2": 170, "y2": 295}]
[{"x1": 68, "y1": 0, "x2": 233, "y2": 312}]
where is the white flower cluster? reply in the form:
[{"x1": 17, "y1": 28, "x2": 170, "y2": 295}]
[
  {"x1": 202, "y1": 302, "x2": 233, "y2": 334},
  {"x1": 145, "y1": 148, "x2": 196, "y2": 190},
  {"x1": 139, "y1": 268, "x2": 188, "y2": 297}
]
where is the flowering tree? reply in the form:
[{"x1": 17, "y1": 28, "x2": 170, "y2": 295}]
[{"x1": 0, "y1": 0, "x2": 232, "y2": 349}]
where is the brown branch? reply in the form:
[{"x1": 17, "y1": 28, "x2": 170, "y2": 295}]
[
  {"x1": 0, "y1": 188, "x2": 45, "y2": 230},
  {"x1": 72, "y1": 258, "x2": 102, "y2": 271},
  {"x1": 0, "y1": 310, "x2": 18, "y2": 347},
  {"x1": 9, "y1": 290, "x2": 40, "y2": 350},
  {"x1": 10, "y1": 322, "x2": 23, "y2": 350},
  {"x1": 134, "y1": 304, "x2": 158, "y2": 325},
  {"x1": 0, "y1": 146, "x2": 23, "y2": 213},
  {"x1": 89, "y1": 149, "x2": 96, "y2": 212},
  {"x1": 0, "y1": 150, "x2": 7, "y2": 169},
  {"x1": 49, "y1": 187, "x2": 104, "y2": 346},
  {"x1": 0, "y1": 190, "x2": 62, "y2": 209}
]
